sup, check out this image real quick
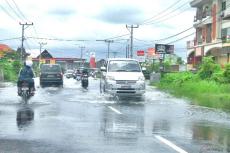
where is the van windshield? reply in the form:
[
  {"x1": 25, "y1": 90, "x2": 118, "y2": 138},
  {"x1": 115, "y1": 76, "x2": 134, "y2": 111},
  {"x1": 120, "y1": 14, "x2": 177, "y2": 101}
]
[{"x1": 108, "y1": 60, "x2": 141, "y2": 72}]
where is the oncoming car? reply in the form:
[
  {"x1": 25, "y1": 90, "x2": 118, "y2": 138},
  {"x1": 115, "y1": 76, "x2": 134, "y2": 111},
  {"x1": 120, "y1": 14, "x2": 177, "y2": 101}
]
[
  {"x1": 100, "y1": 58, "x2": 145, "y2": 97},
  {"x1": 65, "y1": 69, "x2": 74, "y2": 79},
  {"x1": 40, "y1": 64, "x2": 63, "y2": 87}
]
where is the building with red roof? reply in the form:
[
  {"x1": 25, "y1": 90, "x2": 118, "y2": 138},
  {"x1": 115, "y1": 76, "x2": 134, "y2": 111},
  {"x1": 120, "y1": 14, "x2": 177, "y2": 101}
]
[{"x1": 0, "y1": 44, "x2": 13, "y2": 58}]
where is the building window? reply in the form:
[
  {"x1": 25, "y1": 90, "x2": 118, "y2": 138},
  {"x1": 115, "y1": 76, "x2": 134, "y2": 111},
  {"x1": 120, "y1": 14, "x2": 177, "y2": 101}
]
[
  {"x1": 197, "y1": 28, "x2": 203, "y2": 45},
  {"x1": 206, "y1": 24, "x2": 212, "y2": 43},
  {"x1": 221, "y1": 28, "x2": 230, "y2": 43},
  {"x1": 222, "y1": 1, "x2": 226, "y2": 11}
]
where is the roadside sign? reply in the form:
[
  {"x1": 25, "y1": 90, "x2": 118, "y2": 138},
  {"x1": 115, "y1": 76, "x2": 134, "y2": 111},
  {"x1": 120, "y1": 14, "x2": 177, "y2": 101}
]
[
  {"x1": 137, "y1": 56, "x2": 145, "y2": 62},
  {"x1": 155, "y1": 44, "x2": 166, "y2": 54},
  {"x1": 137, "y1": 50, "x2": 145, "y2": 56},
  {"x1": 155, "y1": 44, "x2": 174, "y2": 54}
]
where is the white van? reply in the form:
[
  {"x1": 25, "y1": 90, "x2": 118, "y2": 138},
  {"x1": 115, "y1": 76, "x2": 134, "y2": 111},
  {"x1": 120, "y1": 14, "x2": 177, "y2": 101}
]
[{"x1": 100, "y1": 58, "x2": 145, "y2": 97}]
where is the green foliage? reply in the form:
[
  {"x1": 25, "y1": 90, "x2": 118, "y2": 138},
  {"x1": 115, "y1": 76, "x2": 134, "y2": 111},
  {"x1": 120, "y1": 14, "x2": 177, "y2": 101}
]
[
  {"x1": 223, "y1": 64, "x2": 230, "y2": 83},
  {"x1": 198, "y1": 56, "x2": 221, "y2": 80},
  {"x1": 12, "y1": 60, "x2": 22, "y2": 74},
  {"x1": 160, "y1": 72, "x2": 196, "y2": 85},
  {"x1": 3, "y1": 52, "x2": 20, "y2": 60},
  {"x1": 155, "y1": 58, "x2": 230, "y2": 110},
  {"x1": 0, "y1": 57, "x2": 22, "y2": 82},
  {"x1": 176, "y1": 57, "x2": 183, "y2": 65},
  {"x1": 150, "y1": 62, "x2": 160, "y2": 72},
  {"x1": 164, "y1": 61, "x2": 171, "y2": 72},
  {"x1": 157, "y1": 72, "x2": 230, "y2": 110}
]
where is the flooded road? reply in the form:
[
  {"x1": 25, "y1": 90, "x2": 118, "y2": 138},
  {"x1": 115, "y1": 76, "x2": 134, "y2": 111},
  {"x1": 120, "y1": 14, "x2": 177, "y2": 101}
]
[{"x1": 0, "y1": 78, "x2": 230, "y2": 153}]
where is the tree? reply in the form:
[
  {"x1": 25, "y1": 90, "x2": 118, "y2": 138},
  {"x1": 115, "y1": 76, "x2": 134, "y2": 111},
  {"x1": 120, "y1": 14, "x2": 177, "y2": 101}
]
[
  {"x1": 176, "y1": 57, "x2": 184, "y2": 65},
  {"x1": 198, "y1": 56, "x2": 221, "y2": 79}
]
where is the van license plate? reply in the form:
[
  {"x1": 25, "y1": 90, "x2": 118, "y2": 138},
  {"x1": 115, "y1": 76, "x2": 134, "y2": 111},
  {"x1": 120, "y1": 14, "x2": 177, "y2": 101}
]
[
  {"x1": 21, "y1": 87, "x2": 29, "y2": 91},
  {"x1": 121, "y1": 85, "x2": 131, "y2": 89}
]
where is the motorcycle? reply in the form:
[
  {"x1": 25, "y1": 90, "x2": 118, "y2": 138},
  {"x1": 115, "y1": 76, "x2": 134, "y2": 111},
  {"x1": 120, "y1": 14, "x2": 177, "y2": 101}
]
[
  {"x1": 76, "y1": 73, "x2": 81, "y2": 81},
  {"x1": 19, "y1": 81, "x2": 34, "y2": 103},
  {"x1": 81, "y1": 73, "x2": 88, "y2": 88}
]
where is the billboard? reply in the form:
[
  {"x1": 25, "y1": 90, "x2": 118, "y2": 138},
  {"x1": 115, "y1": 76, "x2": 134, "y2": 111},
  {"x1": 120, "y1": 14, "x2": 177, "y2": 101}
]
[
  {"x1": 155, "y1": 44, "x2": 174, "y2": 54},
  {"x1": 147, "y1": 48, "x2": 155, "y2": 58}
]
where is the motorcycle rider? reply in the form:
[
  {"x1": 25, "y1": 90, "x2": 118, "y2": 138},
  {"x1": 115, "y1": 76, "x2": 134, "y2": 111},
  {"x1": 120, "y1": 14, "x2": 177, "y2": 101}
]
[
  {"x1": 82, "y1": 68, "x2": 88, "y2": 77},
  {"x1": 17, "y1": 60, "x2": 35, "y2": 96}
]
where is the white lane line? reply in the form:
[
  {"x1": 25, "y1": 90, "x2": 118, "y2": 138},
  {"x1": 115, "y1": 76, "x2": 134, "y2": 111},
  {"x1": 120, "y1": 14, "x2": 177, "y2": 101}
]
[
  {"x1": 108, "y1": 106, "x2": 122, "y2": 114},
  {"x1": 155, "y1": 135, "x2": 188, "y2": 153}
]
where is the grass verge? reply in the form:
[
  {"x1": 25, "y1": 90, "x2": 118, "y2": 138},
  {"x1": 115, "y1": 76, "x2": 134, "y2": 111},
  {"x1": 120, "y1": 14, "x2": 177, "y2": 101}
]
[{"x1": 156, "y1": 73, "x2": 230, "y2": 110}]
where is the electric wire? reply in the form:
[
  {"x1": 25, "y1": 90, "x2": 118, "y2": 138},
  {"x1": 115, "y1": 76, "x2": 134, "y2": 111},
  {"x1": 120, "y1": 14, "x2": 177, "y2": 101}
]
[
  {"x1": 4, "y1": 0, "x2": 25, "y2": 22},
  {"x1": 0, "y1": 4, "x2": 19, "y2": 21},
  {"x1": 140, "y1": 0, "x2": 183, "y2": 24},
  {"x1": 143, "y1": 1, "x2": 191, "y2": 25}
]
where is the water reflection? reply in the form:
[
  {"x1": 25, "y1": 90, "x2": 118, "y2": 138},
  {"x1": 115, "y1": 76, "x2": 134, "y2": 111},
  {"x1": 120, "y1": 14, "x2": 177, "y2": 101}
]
[
  {"x1": 192, "y1": 122, "x2": 230, "y2": 152},
  {"x1": 101, "y1": 103, "x2": 145, "y2": 140},
  {"x1": 152, "y1": 120, "x2": 171, "y2": 133},
  {"x1": 16, "y1": 105, "x2": 34, "y2": 129}
]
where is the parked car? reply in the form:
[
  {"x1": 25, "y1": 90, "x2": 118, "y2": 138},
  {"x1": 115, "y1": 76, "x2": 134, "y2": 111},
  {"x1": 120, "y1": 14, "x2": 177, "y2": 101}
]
[
  {"x1": 100, "y1": 58, "x2": 145, "y2": 97},
  {"x1": 65, "y1": 69, "x2": 74, "y2": 79},
  {"x1": 40, "y1": 64, "x2": 63, "y2": 87}
]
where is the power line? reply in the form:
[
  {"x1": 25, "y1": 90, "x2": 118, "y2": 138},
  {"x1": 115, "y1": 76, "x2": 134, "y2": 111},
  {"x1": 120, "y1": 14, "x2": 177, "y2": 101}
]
[
  {"x1": 166, "y1": 32, "x2": 195, "y2": 44},
  {"x1": 140, "y1": 0, "x2": 183, "y2": 24},
  {"x1": 10, "y1": 0, "x2": 28, "y2": 21},
  {"x1": 154, "y1": 26, "x2": 194, "y2": 42},
  {"x1": 104, "y1": 33, "x2": 129, "y2": 40},
  {"x1": 132, "y1": 1, "x2": 230, "y2": 45},
  {"x1": 0, "y1": 37, "x2": 21, "y2": 41},
  {"x1": 4, "y1": 0, "x2": 25, "y2": 21},
  {"x1": 143, "y1": 1, "x2": 190, "y2": 25},
  {"x1": 145, "y1": 6, "x2": 192, "y2": 25},
  {"x1": 27, "y1": 36, "x2": 90, "y2": 42},
  {"x1": 0, "y1": 4, "x2": 19, "y2": 21}
]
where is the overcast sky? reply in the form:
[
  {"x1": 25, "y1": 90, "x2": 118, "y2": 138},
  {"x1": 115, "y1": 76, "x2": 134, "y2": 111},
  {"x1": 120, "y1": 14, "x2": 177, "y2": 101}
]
[{"x1": 0, "y1": 0, "x2": 196, "y2": 60}]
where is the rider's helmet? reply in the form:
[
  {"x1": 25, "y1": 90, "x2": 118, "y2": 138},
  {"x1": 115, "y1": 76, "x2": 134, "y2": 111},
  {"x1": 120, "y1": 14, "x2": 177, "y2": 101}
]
[
  {"x1": 25, "y1": 60, "x2": 33, "y2": 67},
  {"x1": 82, "y1": 68, "x2": 88, "y2": 74}
]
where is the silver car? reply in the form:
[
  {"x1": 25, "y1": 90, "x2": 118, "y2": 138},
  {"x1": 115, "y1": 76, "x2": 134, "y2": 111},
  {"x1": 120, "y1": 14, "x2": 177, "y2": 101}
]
[{"x1": 100, "y1": 58, "x2": 145, "y2": 97}]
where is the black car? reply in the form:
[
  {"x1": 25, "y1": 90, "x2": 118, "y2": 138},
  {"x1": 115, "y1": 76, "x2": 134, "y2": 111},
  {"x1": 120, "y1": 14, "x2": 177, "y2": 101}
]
[{"x1": 40, "y1": 64, "x2": 63, "y2": 87}]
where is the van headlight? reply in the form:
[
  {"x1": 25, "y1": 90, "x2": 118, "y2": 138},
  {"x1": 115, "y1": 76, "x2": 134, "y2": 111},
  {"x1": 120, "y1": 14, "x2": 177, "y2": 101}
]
[
  {"x1": 138, "y1": 76, "x2": 145, "y2": 81},
  {"x1": 106, "y1": 76, "x2": 115, "y2": 81}
]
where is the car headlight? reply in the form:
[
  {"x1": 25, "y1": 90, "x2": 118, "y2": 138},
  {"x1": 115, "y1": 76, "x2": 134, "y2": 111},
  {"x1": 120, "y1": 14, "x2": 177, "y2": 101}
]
[
  {"x1": 106, "y1": 75, "x2": 115, "y2": 81},
  {"x1": 138, "y1": 76, "x2": 145, "y2": 81}
]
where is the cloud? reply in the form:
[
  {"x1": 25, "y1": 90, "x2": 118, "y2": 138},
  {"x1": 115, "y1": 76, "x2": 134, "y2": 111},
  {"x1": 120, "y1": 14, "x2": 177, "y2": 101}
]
[
  {"x1": 98, "y1": 5, "x2": 144, "y2": 24},
  {"x1": 48, "y1": 8, "x2": 76, "y2": 17}
]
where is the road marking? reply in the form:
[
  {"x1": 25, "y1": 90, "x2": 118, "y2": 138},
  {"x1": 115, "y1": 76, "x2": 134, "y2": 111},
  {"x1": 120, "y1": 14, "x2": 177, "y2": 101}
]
[
  {"x1": 155, "y1": 135, "x2": 188, "y2": 153},
  {"x1": 108, "y1": 106, "x2": 122, "y2": 114}
]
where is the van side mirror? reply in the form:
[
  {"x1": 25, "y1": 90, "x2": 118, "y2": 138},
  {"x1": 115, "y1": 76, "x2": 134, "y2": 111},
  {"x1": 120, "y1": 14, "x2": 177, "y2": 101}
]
[
  {"x1": 142, "y1": 67, "x2": 146, "y2": 71},
  {"x1": 100, "y1": 67, "x2": 106, "y2": 72}
]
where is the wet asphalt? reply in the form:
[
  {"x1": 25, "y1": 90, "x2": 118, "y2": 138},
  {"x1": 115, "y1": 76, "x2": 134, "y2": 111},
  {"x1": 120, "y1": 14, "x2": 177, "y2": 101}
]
[{"x1": 0, "y1": 78, "x2": 230, "y2": 153}]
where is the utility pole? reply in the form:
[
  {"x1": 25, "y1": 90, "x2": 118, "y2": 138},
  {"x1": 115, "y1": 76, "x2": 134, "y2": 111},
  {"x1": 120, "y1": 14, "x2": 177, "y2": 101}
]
[
  {"x1": 126, "y1": 39, "x2": 130, "y2": 58},
  {"x1": 105, "y1": 40, "x2": 114, "y2": 58},
  {"x1": 79, "y1": 46, "x2": 85, "y2": 66},
  {"x1": 126, "y1": 24, "x2": 139, "y2": 58},
  {"x1": 96, "y1": 39, "x2": 114, "y2": 58},
  {"x1": 19, "y1": 22, "x2": 33, "y2": 62},
  {"x1": 111, "y1": 51, "x2": 119, "y2": 58},
  {"x1": 39, "y1": 42, "x2": 47, "y2": 66}
]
